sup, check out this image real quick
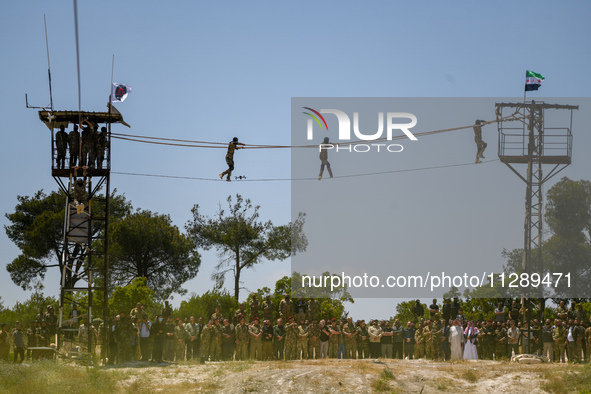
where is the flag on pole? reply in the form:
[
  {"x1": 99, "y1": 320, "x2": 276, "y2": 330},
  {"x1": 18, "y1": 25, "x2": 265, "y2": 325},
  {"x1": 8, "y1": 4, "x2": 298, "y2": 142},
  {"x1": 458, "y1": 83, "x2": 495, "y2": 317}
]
[
  {"x1": 111, "y1": 83, "x2": 132, "y2": 102},
  {"x1": 525, "y1": 71, "x2": 544, "y2": 91}
]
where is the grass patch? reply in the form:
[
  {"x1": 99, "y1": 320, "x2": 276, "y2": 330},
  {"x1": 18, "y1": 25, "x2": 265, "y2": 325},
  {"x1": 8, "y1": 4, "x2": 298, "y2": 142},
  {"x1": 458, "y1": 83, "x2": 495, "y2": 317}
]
[
  {"x1": 371, "y1": 367, "x2": 397, "y2": 392},
  {"x1": 540, "y1": 363, "x2": 591, "y2": 393},
  {"x1": 461, "y1": 369, "x2": 478, "y2": 383},
  {"x1": 0, "y1": 361, "x2": 123, "y2": 394}
]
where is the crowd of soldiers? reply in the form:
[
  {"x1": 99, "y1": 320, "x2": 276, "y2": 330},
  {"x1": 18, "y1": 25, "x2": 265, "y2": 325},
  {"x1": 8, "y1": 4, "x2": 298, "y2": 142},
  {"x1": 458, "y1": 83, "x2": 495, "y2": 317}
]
[
  {"x1": 54, "y1": 120, "x2": 108, "y2": 170},
  {"x1": 1, "y1": 297, "x2": 590, "y2": 365}
]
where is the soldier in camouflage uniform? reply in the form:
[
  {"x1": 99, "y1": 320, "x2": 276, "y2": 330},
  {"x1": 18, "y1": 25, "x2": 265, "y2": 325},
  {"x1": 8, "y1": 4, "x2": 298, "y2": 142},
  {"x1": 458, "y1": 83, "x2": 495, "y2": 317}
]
[
  {"x1": 585, "y1": 321, "x2": 591, "y2": 362},
  {"x1": 295, "y1": 297, "x2": 308, "y2": 323},
  {"x1": 296, "y1": 318, "x2": 309, "y2": 359},
  {"x1": 308, "y1": 297, "x2": 320, "y2": 323},
  {"x1": 495, "y1": 321, "x2": 508, "y2": 360},
  {"x1": 262, "y1": 295, "x2": 274, "y2": 322},
  {"x1": 262, "y1": 319, "x2": 275, "y2": 360},
  {"x1": 343, "y1": 317, "x2": 358, "y2": 359},
  {"x1": 284, "y1": 316, "x2": 298, "y2": 360},
  {"x1": 200, "y1": 321, "x2": 213, "y2": 360},
  {"x1": 68, "y1": 125, "x2": 80, "y2": 168},
  {"x1": 279, "y1": 294, "x2": 294, "y2": 321},
  {"x1": 80, "y1": 120, "x2": 95, "y2": 167},
  {"x1": 274, "y1": 318, "x2": 286, "y2": 360},
  {"x1": 307, "y1": 319, "x2": 321, "y2": 359},
  {"x1": 174, "y1": 319, "x2": 187, "y2": 361},
  {"x1": 26, "y1": 322, "x2": 37, "y2": 360},
  {"x1": 95, "y1": 127, "x2": 108, "y2": 169},
  {"x1": 55, "y1": 125, "x2": 68, "y2": 169},
  {"x1": 415, "y1": 322, "x2": 427, "y2": 359},
  {"x1": 249, "y1": 295, "x2": 260, "y2": 321},
  {"x1": 211, "y1": 307, "x2": 224, "y2": 322},
  {"x1": 427, "y1": 319, "x2": 441, "y2": 360},
  {"x1": 328, "y1": 318, "x2": 340, "y2": 358},
  {"x1": 235, "y1": 317, "x2": 250, "y2": 360},
  {"x1": 116, "y1": 312, "x2": 134, "y2": 363},
  {"x1": 233, "y1": 304, "x2": 247, "y2": 325},
  {"x1": 356, "y1": 320, "x2": 370, "y2": 359},
  {"x1": 552, "y1": 319, "x2": 567, "y2": 363},
  {"x1": 480, "y1": 319, "x2": 495, "y2": 360},
  {"x1": 249, "y1": 317, "x2": 263, "y2": 360},
  {"x1": 221, "y1": 319, "x2": 236, "y2": 361},
  {"x1": 219, "y1": 137, "x2": 245, "y2": 181},
  {"x1": 210, "y1": 319, "x2": 223, "y2": 361}
]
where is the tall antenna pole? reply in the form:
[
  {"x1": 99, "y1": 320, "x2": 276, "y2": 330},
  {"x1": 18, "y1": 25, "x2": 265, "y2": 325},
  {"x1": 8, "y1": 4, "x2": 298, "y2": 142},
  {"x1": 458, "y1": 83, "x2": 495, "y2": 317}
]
[{"x1": 44, "y1": 15, "x2": 54, "y2": 112}]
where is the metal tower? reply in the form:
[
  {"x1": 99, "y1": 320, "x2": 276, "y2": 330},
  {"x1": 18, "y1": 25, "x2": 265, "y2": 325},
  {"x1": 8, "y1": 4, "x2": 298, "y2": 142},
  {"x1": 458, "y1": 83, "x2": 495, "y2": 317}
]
[
  {"x1": 496, "y1": 100, "x2": 578, "y2": 353},
  {"x1": 37, "y1": 105, "x2": 129, "y2": 363}
]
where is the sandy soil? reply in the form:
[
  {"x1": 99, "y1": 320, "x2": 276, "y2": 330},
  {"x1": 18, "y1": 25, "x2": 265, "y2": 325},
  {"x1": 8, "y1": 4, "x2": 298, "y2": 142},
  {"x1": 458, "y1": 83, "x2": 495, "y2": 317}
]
[{"x1": 105, "y1": 358, "x2": 585, "y2": 393}]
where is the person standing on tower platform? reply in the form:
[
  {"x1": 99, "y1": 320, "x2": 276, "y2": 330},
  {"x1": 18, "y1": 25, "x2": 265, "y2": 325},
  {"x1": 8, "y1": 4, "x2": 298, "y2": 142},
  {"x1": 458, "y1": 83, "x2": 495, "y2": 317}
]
[
  {"x1": 219, "y1": 137, "x2": 245, "y2": 182},
  {"x1": 80, "y1": 120, "x2": 94, "y2": 167},
  {"x1": 68, "y1": 125, "x2": 80, "y2": 168},
  {"x1": 318, "y1": 137, "x2": 333, "y2": 180},
  {"x1": 95, "y1": 127, "x2": 108, "y2": 169},
  {"x1": 55, "y1": 125, "x2": 68, "y2": 169},
  {"x1": 473, "y1": 120, "x2": 487, "y2": 164}
]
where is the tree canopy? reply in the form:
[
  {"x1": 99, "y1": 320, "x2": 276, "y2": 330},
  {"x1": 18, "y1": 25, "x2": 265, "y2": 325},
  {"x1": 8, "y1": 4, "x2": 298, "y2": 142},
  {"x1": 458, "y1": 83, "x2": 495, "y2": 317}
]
[
  {"x1": 186, "y1": 194, "x2": 307, "y2": 300},
  {"x1": 4, "y1": 189, "x2": 131, "y2": 290},
  {"x1": 109, "y1": 209, "x2": 201, "y2": 300}
]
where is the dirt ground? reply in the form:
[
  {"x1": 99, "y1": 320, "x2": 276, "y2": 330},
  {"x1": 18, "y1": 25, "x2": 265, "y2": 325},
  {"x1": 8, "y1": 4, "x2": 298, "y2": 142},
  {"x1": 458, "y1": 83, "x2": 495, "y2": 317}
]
[{"x1": 107, "y1": 358, "x2": 590, "y2": 393}]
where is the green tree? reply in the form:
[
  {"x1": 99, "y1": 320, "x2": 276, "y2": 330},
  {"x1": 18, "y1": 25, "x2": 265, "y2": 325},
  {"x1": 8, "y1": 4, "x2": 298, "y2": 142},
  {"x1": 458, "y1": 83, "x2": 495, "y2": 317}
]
[
  {"x1": 186, "y1": 194, "x2": 307, "y2": 300},
  {"x1": 108, "y1": 277, "x2": 159, "y2": 318},
  {"x1": 109, "y1": 209, "x2": 201, "y2": 300},
  {"x1": 0, "y1": 286, "x2": 58, "y2": 329},
  {"x1": 4, "y1": 189, "x2": 131, "y2": 290},
  {"x1": 176, "y1": 290, "x2": 239, "y2": 321}
]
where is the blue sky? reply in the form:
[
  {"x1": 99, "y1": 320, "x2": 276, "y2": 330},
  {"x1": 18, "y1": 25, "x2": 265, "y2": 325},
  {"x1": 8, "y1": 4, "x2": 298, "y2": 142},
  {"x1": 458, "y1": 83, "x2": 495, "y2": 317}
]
[{"x1": 1, "y1": 1, "x2": 590, "y2": 318}]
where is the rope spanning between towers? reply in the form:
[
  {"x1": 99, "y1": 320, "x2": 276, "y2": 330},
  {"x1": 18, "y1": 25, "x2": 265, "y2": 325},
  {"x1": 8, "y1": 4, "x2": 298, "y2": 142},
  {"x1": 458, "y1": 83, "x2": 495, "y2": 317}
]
[
  {"x1": 109, "y1": 111, "x2": 523, "y2": 150},
  {"x1": 112, "y1": 159, "x2": 498, "y2": 183}
]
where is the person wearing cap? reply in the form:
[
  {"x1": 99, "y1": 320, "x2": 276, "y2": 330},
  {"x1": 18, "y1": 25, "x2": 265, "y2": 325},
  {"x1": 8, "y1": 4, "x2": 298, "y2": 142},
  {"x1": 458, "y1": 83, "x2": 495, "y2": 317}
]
[
  {"x1": 235, "y1": 316, "x2": 250, "y2": 360},
  {"x1": 219, "y1": 137, "x2": 245, "y2": 182},
  {"x1": 284, "y1": 316, "x2": 298, "y2": 360},
  {"x1": 356, "y1": 320, "x2": 370, "y2": 359},
  {"x1": 307, "y1": 318, "x2": 321, "y2": 359},
  {"x1": 273, "y1": 318, "x2": 286, "y2": 360},
  {"x1": 279, "y1": 294, "x2": 294, "y2": 321},
  {"x1": 262, "y1": 296, "x2": 274, "y2": 322},
  {"x1": 249, "y1": 317, "x2": 263, "y2": 360}
]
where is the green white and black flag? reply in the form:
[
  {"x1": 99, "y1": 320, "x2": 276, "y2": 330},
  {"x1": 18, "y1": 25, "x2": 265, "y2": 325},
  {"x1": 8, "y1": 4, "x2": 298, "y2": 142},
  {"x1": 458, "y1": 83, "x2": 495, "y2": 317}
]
[{"x1": 525, "y1": 70, "x2": 544, "y2": 91}]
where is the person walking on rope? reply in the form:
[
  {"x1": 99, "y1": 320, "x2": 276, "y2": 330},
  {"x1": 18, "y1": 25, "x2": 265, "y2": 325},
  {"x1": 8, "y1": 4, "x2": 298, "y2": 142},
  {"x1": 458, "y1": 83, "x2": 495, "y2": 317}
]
[
  {"x1": 318, "y1": 137, "x2": 333, "y2": 180},
  {"x1": 220, "y1": 137, "x2": 245, "y2": 182},
  {"x1": 473, "y1": 120, "x2": 487, "y2": 164}
]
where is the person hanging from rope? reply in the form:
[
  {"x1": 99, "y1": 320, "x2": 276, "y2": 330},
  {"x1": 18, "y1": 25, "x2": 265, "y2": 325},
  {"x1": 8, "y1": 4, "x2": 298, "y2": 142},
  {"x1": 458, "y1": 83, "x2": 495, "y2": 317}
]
[
  {"x1": 318, "y1": 137, "x2": 333, "y2": 180},
  {"x1": 73, "y1": 177, "x2": 88, "y2": 214},
  {"x1": 473, "y1": 120, "x2": 487, "y2": 164},
  {"x1": 219, "y1": 137, "x2": 245, "y2": 182}
]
